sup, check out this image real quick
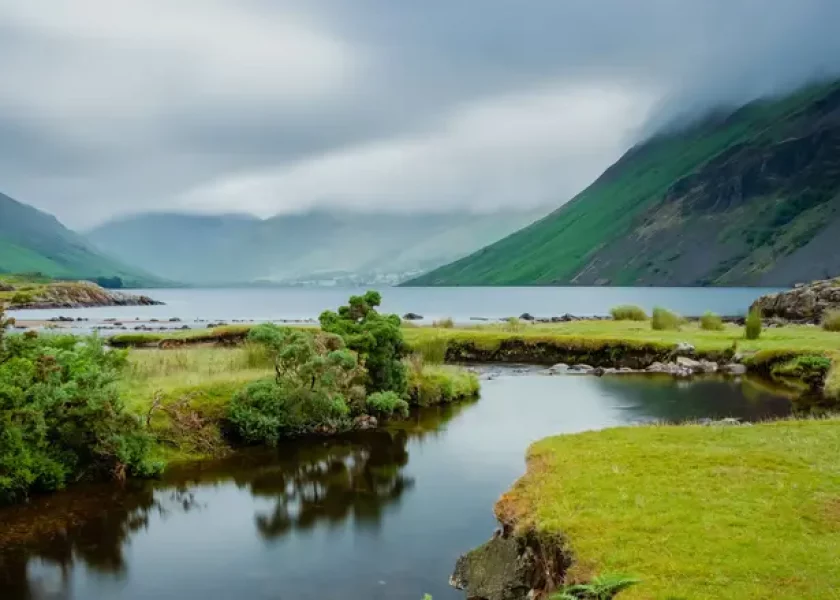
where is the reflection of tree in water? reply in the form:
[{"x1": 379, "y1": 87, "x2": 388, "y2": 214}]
[
  {"x1": 0, "y1": 486, "x2": 198, "y2": 600},
  {"x1": 247, "y1": 430, "x2": 413, "y2": 539},
  {"x1": 0, "y1": 398, "x2": 472, "y2": 598}
]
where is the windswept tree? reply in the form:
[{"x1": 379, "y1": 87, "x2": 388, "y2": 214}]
[{"x1": 319, "y1": 291, "x2": 408, "y2": 396}]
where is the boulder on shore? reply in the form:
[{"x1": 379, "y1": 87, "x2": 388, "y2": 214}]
[{"x1": 751, "y1": 278, "x2": 840, "y2": 323}]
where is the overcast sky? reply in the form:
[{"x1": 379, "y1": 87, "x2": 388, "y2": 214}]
[{"x1": 2, "y1": 0, "x2": 840, "y2": 229}]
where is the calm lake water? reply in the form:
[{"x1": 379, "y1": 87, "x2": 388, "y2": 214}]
[
  {"x1": 9, "y1": 286, "x2": 780, "y2": 325},
  {"x1": 0, "y1": 372, "x2": 792, "y2": 600}
]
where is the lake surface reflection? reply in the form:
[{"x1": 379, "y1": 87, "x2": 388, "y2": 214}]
[{"x1": 0, "y1": 373, "x2": 792, "y2": 600}]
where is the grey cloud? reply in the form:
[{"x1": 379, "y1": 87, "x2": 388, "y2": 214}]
[{"x1": 0, "y1": 0, "x2": 838, "y2": 228}]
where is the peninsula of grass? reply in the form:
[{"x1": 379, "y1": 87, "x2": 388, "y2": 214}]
[
  {"x1": 120, "y1": 344, "x2": 480, "y2": 463},
  {"x1": 495, "y1": 418, "x2": 840, "y2": 599}
]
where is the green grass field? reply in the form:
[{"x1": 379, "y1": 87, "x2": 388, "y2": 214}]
[{"x1": 498, "y1": 418, "x2": 840, "y2": 599}]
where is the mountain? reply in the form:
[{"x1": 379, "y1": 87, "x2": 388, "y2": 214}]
[
  {"x1": 407, "y1": 79, "x2": 840, "y2": 287},
  {"x1": 86, "y1": 209, "x2": 546, "y2": 285},
  {"x1": 0, "y1": 193, "x2": 164, "y2": 286}
]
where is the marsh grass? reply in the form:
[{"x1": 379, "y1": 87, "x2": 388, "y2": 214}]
[
  {"x1": 432, "y1": 317, "x2": 455, "y2": 329},
  {"x1": 504, "y1": 316, "x2": 525, "y2": 332},
  {"x1": 406, "y1": 355, "x2": 479, "y2": 406},
  {"x1": 822, "y1": 309, "x2": 840, "y2": 332},
  {"x1": 412, "y1": 335, "x2": 449, "y2": 364},
  {"x1": 699, "y1": 311, "x2": 724, "y2": 331},
  {"x1": 650, "y1": 307, "x2": 681, "y2": 331},
  {"x1": 745, "y1": 308, "x2": 763, "y2": 340},
  {"x1": 609, "y1": 305, "x2": 648, "y2": 321}
]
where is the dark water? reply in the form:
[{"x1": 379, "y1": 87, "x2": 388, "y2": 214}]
[
  {"x1": 0, "y1": 373, "x2": 793, "y2": 600},
  {"x1": 8, "y1": 286, "x2": 779, "y2": 325}
]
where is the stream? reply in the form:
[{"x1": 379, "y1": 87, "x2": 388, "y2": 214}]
[{"x1": 0, "y1": 371, "x2": 793, "y2": 600}]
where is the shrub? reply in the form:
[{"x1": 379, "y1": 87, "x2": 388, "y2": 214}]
[
  {"x1": 699, "y1": 311, "x2": 725, "y2": 331},
  {"x1": 366, "y1": 391, "x2": 409, "y2": 418},
  {"x1": 228, "y1": 379, "x2": 351, "y2": 444},
  {"x1": 0, "y1": 330, "x2": 161, "y2": 505},
  {"x1": 651, "y1": 307, "x2": 681, "y2": 331},
  {"x1": 229, "y1": 325, "x2": 366, "y2": 444},
  {"x1": 745, "y1": 308, "x2": 762, "y2": 340},
  {"x1": 821, "y1": 310, "x2": 840, "y2": 332},
  {"x1": 10, "y1": 291, "x2": 33, "y2": 305},
  {"x1": 610, "y1": 305, "x2": 648, "y2": 321},
  {"x1": 320, "y1": 291, "x2": 408, "y2": 395},
  {"x1": 433, "y1": 317, "x2": 455, "y2": 329}
]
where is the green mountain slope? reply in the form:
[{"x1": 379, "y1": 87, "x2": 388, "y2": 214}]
[
  {"x1": 86, "y1": 209, "x2": 546, "y2": 285},
  {"x1": 407, "y1": 79, "x2": 840, "y2": 287},
  {"x1": 0, "y1": 193, "x2": 164, "y2": 286}
]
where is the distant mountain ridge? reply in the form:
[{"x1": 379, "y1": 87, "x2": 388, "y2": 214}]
[
  {"x1": 86, "y1": 208, "x2": 547, "y2": 285},
  {"x1": 407, "y1": 79, "x2": 840, "y2": 287},
  {"x1": 0, "y1": 192, "x2": 163, "y2": 286}
]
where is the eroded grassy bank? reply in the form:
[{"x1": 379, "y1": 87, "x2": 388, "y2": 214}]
[
  {"x1": 479, "y1": 418, "x2": 840, "y2": 599},
  {"x1": 111, "y1": 319, "x2": 840, "y2": 399}
]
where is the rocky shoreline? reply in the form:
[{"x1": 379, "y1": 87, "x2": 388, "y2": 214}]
[{"x1": 7, "y1": 281, "x2": 163, "y2": 310}]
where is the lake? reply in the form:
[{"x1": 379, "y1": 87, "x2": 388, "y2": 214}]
[
  {"x1": 9, "y1": 286, "x2": 780, "y2": 325},
  {"x1": 0, "y1": 371, "x2": 792, "y2": 600}
]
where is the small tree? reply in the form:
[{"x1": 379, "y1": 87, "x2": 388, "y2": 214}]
[
  {"x1": 229, "y1": 325, "x2": 367, "y2": 444},
  {"x1": 320, "y1": 291, "x2": 408, "y2": 395},
  {"x1": 745, "y1": 308, "x2": 762, "y2": 340}
]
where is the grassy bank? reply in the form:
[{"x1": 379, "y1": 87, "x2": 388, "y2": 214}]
[
  {"x1": 120, "y1": 345, "x2": 479, "y2": 463},
  {"x1": 110, "y1": 319, "x2": 840, "y2": 398},
  {"x1": 496, "y1": 418, "x2": 840, "y2": 599}
]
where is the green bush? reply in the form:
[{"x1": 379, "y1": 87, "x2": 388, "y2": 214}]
[
  {"x1": 433, "y1": 317, "x2": 455, "y2": 329},
  {"x1": 228, "y1": 379, "x2": 351, "y2": 444},
  {"x1": 821, "y1": 310, "x2": 840, "y2": 332},
  {"x1": 228, "y1": 325, "x2": 365, "y2": 444},
  {"x1": 610, "y1": 305, "x2": 648, "y2": 321},
  {"x1": 651, "y1": 307, "x2": 681, "y2": 331},
  {"x1": 745, "y1": 308, "x2": 762, "y2": 340},
  {"x1": 366, "y1": 391, "x2": 409, "y2": 418},
  {"x1": 320, "y1": 291, "x2": 408, "y2": 395},
  {"x1": 699, "y1": 311, "x2": 725, "y2": 331},
  {"x1": 10, "y1": 291, "x2": 33, "y2": 305},
  {"x1": 0, "y1": 324, "x2": 161, "y2": 505}
]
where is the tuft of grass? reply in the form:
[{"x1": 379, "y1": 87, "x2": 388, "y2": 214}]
[
  {"x1": 821, "y1": 309, "x2": 840, "y2": 332},
  {"x1": 699, "y1": 311, "x2": 724, "y2": 331},
  {"x1": 412, "y1": 334, "x2": 449, "y2": 364},
  {"x1": 610, "y1": 305, "x2": 648, "y2": 321},
  {"x1": 505, "y1": 316, "x2": 525, "y2": 333},
  {"x1": 501, "y1": 418, "x2": 840, "y2": 599},
  {"x1": 406, "y1": 356, "x2": 479, "y2": 407},
  {"x1": 745, "y1": 308, "x2": 762, "y2": 340},
  {"x1": 650, "y1": 307, "x2": 681, "y2": 331}
]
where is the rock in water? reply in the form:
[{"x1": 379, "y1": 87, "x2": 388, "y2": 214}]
[
  {"x1": 751, "y1": 278, "x2": 840, "y2": 323},
  {"x1": 450, "y1": 529, "x2": 569, "y2": 600}
]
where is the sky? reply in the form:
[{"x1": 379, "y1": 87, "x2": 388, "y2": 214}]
[{"x1": 1, "y1": 0, "x2": 840, "y2": 229}]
